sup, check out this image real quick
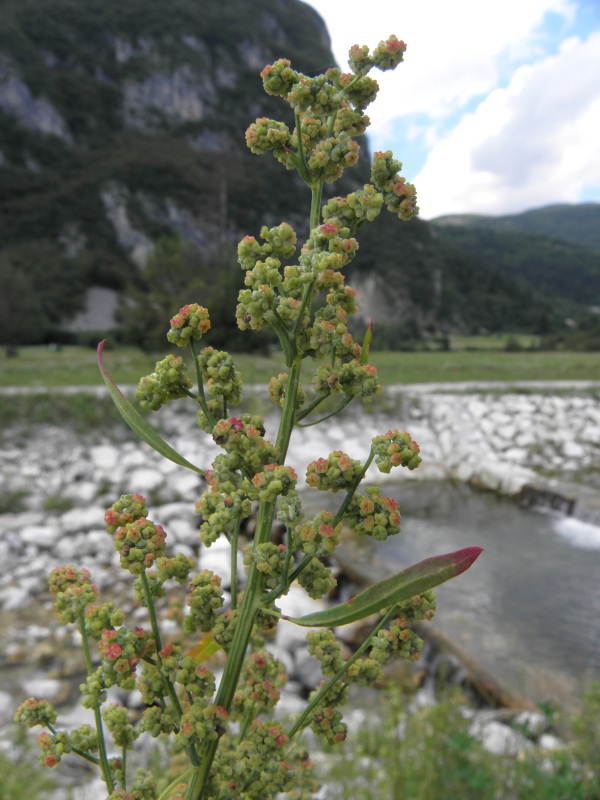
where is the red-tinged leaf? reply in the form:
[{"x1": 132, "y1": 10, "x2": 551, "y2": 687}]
[
  {"x1": 188, "y1": 632, "x2": 221, "y2": 663},
  {"x1": 284, "y1": 547, "x2": 483, "y2": 628},
  {"x1": 98, "y1": 341, "x2": 204, "y2": 476}
]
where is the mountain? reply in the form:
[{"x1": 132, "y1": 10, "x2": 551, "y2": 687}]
[
  {"x1": 433, "y1": 204, "x2": 600, "y2": 252},
  {"x1": 428, "y1": 221, "x2": 600, "y2": 310},
  {"x1": 0, "y1": 0, "x2": 592, "y2": 349}
]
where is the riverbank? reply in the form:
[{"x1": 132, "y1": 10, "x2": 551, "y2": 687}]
[{"x1": 1, "y1": 383, "x2": 599, "y2": 796}]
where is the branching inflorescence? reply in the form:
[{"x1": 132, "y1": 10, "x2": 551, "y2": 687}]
[{"x1": 16, "y1": 35, "x2": 481, "y2": 800}]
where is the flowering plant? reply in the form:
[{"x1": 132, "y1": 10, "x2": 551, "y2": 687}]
[{"x1": 16, "y1": 35, "x2": 481, "y2": 800}]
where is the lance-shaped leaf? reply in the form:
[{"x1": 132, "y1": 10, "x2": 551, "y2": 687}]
[
  {"x1": 98, "y1": 341, "x2": 205, "y2": 476},
  {"x1": 283, "y1": 546, "x2": 483, "y2": 627}
]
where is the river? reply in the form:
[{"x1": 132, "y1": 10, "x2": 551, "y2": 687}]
[{"x1": 306, "y1": 480, "x2": 600, "y2": 705}]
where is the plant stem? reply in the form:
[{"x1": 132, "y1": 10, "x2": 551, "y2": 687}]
[
  {"x1": 287, "y1": 603, "x2": 398, "y2": 740},
  {"x1": 190, "y1": 340, "x2": 216, "y2": 428},
  {"x1": 140, "y1": 572, "x2": 202, "y2": 768},
  {"x1": 78, "y1": 611, "x2": 114, "y2": 792},
  {"x1": 231, "y1": 516, "x2": 241, "y2": 611}
]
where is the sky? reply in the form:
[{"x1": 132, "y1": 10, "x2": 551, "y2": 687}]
[{"x1": 301, "y1": 0, "x2": 600, "y2": 219}]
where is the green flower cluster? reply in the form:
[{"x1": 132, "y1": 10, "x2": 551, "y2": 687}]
[
  {"x1": 136, "y1": 354, "x2": 191, "y2": 411},
  {"x1": 371, "y1": 150, "x2": 418, "y2": 220},
  {"x1": 307, "y1": 629, "x2": 345, "y2": 677},
  {"x1": 308, "y1": 682, "x2": 347, "y2": 744},
  {"x1": 243, "y1": 542, "x2": 286, "y2": 590},
  {"x1": 197, "y1": 347, "x2": 243, "y2": 404},
  {"x1": 293, "y1": 511, "x2": 340, "y2": 556},
  {"x1": 343, "y1": 487, "x2": 401, "y2": 541},
  {"x1": 139, "y1": 705, "x2": 177, "y2": 738},
  {"x1": 306, "y1": 450, "x2": 363, "y2": 492},
  {"x1": 185, "y1": 569, "x2": 224, "y2": 633},
  {"x1": 36, "y1": 730, "x2": 72, "y2": 769},
  {"x1": 104, "y1": 494, "x2": 148, "y2": 535},
  {"x1": 136, "y1": 662, "x2": 165, "y2": 706},
  {"x1": 216, "y1": 720, "x2": 294, "y2": 799},
  {"x1": 231, "y1": 650, "x2": 287, "y2": 719},
  {"x1": 312, "y1": 359, "x2": 381, "y2": 401},
  {"x1": 196, "y1": 488, "x2": 251, "y2": 546},
  {"x1": 396, "y1": 589, "x2": 437, "y2": 624},
  {"x1": 212, "y1": 415, "x2": 279, "y2": 475},
  {"x1": 212, "y1": 608, "x2": 238, "y2": 650},
  {"x1": 349, "y1": 35, "x2": 407, "y2": 73},
  {"x1": 98, "y1": 626, "x2": 154, "y2": 689},
  {"x1": 268, "y1": 372, "x2": 307, "y2": 409},
  {"x1": 113, "y1": 517, "x2": 167, "y2": 574},
  {"x1": 108, "y1": 769, "x2": 157, "y2": 800},
  {"x1": 84, "y1": 602, "x2": 125, "y2": 640},
  {"x1": 102, "y1": 704, "x2": 139, "y2": 749},
  {"x1": 48, "y1": 566, "x2": 99, "y2": 624},
  {"x1": 167, "y1": 303, "x2": 211, "y2": 347},
  {"x1": 237, "y1": 223, "x2": 297, "y2": 270},
  {"x1": 14, "y1": 697, "x2": 57, "y2": 729},
  {"x1": 155, "y1": 553, "x2": 195, "y2": 584},
  {"x1": 296, "y1": 556, "x2": 337, "y2": 600},
  {"x1": 372, "y1": 428, "x2": 422, "y2": 472},
  {"x1": 251, "y1": 463, "x2": 298, "y2": 502},
  {"x1": 176, "y1": 699, "x2": 228, "y2": 749},
  {"x1": 157, "y1": 643, "x2": 216, "y2": 697},
  {"x1": 371, "y1": 617, "x2": 424, "y2": 663},
  {"x1": 322, "y1": 184, "x2": 383, "y2": 232}
]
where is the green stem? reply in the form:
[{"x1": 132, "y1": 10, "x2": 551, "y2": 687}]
[
  {"x1": 140, "y1": 572, "x2": 202, "y2": 768},
  {"x1": 269, "y1": 308, "x2": 296, "y2": 368},
  {"x1": 121, "y1": 746, "x2": 127, "y2": 791},
  {"x1": 275, "y1": 353, "x2": 302, "y2": 463},
  {"x1": 296, "y1": 395, "x2": 353, "y2": 427},
  {"x1": 295, "y1": 392, "x2": 327, "y2": 422},
  {"x1": 78, "y1": 611, "x2": 114, "y2": 792},
  {"x1": 231, "y1": 516, "x2": 241, "y2": 611},
  {"x1": 287, "y1": 603, "x2": 398, "y2": 740},
  {"x1": 332, "y1": 449, "x2": 375, "y2": 527},
  {"x1": 190, "y1": 340, "x2": 216, "y2": 428},
  {"x1": 192, "y1": 500, "x2": 277, "y2": 799}
]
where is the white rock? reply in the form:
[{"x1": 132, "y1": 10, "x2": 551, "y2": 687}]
[
  {"x1": 90, "y1": 444, "x2": 120, "y2": 470},
  {"x1": 0, "y1": 585, "x2": 32, "y2": 610},
  {"x1": 60, "y1": 506, "x2": 104, "y2": 533},
  {"x1": 0, "y1": 690, "x2": 16, "y2": 726},
  {"x1": 126, "y1": 467, "x2": 164, "y2": 494},
  {"x1": 470, "y1": 718, "x2": 532, "y2": 755},
  {"x1": 20, "y1": 524, "x2": 62, "y2": 549},
  {"x1": 513, "y1": 710, "x2": 548, "y2": 737},
  {"x1": 539, "y1": 733, "x2": 564, "y2": 750},
  {"x1": 21, "y1": 677, "x2": 64, "y2": 702},
  {"x1": 562, "y1": 441, "x2": 585, "y2": 459}
]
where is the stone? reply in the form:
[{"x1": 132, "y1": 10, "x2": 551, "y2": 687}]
[
  {"x1": 20, "y1": 524, "x2": 62, "y2": 549},
  {"x1": 469, "y1": 718, "x2": 532, "y2": 755},
  {"x1": 59, "y1": 506, "x2": 104, "y2": 533},
  {"x1": 89, "y1": 444, "x2": 119, "y2": 471}
]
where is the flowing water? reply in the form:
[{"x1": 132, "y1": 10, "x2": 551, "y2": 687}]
[{"x1": 307, "y1": 481, "x2": 600, "y2": 704}]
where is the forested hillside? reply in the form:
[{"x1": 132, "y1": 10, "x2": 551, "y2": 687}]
[{"x1": 0, "y1": 0, "x2": 595, "y2": 349}]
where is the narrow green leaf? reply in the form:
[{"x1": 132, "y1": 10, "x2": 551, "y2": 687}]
[
  {"x1": 97, "y1": 341, "x2": 205, "y2": 476},
  {"x1": 284, "y1": 547, "x2": 483, "y2": 627}
]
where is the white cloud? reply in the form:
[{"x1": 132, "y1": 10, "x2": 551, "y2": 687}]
[
  {"x1": 301, "y1": 0, "x2": 598, "y2": 216},
  {"x1": 414, "y1": 31, "x2": 600, "y2": 217},
  {"x1": 303, "y1": 0, "x2": 576, "y2": 128}
]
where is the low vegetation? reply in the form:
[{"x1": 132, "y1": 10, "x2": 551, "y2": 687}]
[
  {"x1": 2, "y1": 342, "x2": 600, "y2": 392},
  {"x1": 320, "y1": 682, "x2": 600, "y2": 800}
]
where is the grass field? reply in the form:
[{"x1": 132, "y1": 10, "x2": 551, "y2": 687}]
[{"x1": 1, "y1": 343, "x2": 600, "y2": 389}]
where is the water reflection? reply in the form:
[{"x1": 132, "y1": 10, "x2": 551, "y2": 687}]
[{"x1": 304, "y1": 481, "x2": 600, "y2": 702}]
